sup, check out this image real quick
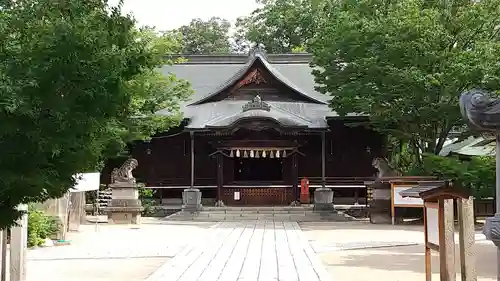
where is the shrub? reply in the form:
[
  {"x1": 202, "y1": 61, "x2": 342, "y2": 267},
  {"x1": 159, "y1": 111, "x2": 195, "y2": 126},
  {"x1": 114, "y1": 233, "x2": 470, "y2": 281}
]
[
  {"x1": 27, "y1": 206, "x2": 61, "y2": 247},
  {"x1": 415, "y1": 153, "x2": 495, "y2": 199},
  {"x1": 139, "y1": 187, "x2": 157, "y2": 216}
]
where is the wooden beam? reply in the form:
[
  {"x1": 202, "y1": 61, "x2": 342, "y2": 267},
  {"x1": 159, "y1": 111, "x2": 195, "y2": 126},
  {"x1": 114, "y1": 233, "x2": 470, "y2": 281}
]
[
  {"x1": 321, "y1": 131, "x2": 326, "y2": 188},
  {"x1": 190, "y1": 131, "x2": 195, "y2": 188}
]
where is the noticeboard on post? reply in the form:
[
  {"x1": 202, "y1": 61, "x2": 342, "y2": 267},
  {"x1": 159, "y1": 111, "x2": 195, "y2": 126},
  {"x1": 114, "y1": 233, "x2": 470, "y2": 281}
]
[{"x1": 71, "y1": 173, "x2": 100, "y2": 192}]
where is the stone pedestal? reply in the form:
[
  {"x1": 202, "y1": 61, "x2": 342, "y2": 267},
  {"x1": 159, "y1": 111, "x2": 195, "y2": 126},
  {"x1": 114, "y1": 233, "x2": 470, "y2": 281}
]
[
  {"x1": 182, "y1": 188, "x2": 202, "y2": 212},
  {"x1": 313, "y1": 188, "x2": 334, "y2": 212},
  {"x1": 483, "y1": 214, "x2": 500, "y2": 246},
  {"x1": 368, "y1": 182, "x2": 394, "y2": 224},
  {"x1": 104, "y1": 183, "x2": 143, "y2": 224}
]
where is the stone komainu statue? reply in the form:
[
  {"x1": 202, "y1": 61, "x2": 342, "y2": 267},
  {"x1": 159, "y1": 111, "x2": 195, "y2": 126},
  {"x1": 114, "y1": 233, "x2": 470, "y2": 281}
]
[
  {"x1": 110, "y1": 158, "x2": 139, "y2": 184},
  {"x1": 460, "y1": 88, "x2": 500, "y2": 132},
  {"x1": 372, "y1": 157, "x2": 401, "y2": 178}
]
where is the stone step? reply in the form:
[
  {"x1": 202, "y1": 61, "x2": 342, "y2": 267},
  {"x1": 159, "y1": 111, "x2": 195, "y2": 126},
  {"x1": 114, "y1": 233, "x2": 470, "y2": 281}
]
[{"x1": 164, "y1": 210, "x2": 354, "y2": 222}]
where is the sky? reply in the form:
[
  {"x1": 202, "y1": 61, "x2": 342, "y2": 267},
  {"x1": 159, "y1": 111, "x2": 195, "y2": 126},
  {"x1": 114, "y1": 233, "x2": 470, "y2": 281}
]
[{"x1": 109, "y1": 0, "x2": 261, "y2": 31}]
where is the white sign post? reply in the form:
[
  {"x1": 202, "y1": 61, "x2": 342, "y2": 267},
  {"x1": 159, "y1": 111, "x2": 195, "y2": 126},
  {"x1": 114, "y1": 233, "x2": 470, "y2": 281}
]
[
  {"x1": 10, "y1": 204, "x2": 28, "y2": 281},
  {"x1": 71, "y1": 173, "x2": 100, "y2": 232}
]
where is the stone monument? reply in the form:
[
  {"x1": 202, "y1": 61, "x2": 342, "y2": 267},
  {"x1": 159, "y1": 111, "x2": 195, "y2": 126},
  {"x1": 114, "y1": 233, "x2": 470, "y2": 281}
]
[
  {"x1": 182, "y1": 188, "x2": 202, "y2": 212},
  {"x1": 313, "y1": 187, "x2": 334, "y2": 212},
  {"x1": 104, "y1": 158, "x2": 143, "y2": 224},
  {"x1": 460, "y1": 89, "x2": 500, "y2": 277}
]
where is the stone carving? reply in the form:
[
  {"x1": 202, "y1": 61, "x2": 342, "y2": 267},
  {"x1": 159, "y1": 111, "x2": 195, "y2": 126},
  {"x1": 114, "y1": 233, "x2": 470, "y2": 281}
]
[
  {"x1": 460, "y1": 89, "x2": 500, "y2": 248},
  {"x1": 242, "y1": 95, "x2": 271, "y2": 112},
  {"x1": 372, "y1": 157, "x2": 400, "y2": 178},
  {"x1": 460, "y1": 88, "x2": 500, "y2": 132},
  {"x1": 111, "y1": 158, "x2": 138, "y2": 184}
]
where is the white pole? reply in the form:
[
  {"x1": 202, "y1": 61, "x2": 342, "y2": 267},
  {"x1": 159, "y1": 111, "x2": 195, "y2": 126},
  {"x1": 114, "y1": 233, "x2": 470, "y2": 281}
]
[
  {"x1": 95, "y1": 189, "x2": 99, "y2": 232},
  {"x1": 10, "y1": 204, "x2": 28, "y2": 281},
  {"x1": 0, "y1": 229, "x2": 7, "y2": 281}
]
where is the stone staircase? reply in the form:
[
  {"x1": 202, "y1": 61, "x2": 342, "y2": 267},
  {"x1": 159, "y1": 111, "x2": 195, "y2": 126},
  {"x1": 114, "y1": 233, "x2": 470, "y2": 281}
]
[{"x1": 163, "y1": 206, "x2": 356, "y2": 222}]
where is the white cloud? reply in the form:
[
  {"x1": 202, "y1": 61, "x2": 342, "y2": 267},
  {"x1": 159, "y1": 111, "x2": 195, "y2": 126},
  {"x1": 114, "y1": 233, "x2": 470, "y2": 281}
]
[{"x1": 109, "y1": 0, "x2": 261, "y2": 31}]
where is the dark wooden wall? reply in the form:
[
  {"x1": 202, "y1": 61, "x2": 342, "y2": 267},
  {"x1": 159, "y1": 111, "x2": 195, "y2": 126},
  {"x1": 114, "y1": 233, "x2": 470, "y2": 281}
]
[{"x1": 104, "y1": 123, "x2": 385, "y2": 187}]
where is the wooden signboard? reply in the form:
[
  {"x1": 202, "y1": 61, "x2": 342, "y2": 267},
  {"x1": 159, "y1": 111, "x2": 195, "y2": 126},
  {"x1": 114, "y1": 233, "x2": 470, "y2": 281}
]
[
  {"x1": 399, "y1": 182, "x2": 476, "y2": 281},
  {"x1": 390, "y1": 183, "x2": 424, "y2": 225}
]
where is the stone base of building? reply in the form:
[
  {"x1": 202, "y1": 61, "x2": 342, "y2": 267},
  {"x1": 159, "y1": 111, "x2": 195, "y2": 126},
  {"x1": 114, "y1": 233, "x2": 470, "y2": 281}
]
[{"x1": 107, "y1": 208, "x2": 143, "y2": 224}]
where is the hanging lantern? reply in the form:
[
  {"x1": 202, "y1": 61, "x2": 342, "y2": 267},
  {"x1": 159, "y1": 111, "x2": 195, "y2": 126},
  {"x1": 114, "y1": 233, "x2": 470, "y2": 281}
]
[
  {"x1": 250, "y1": 150, "x2": 254, "y2": 158},
  {"x1": 269, "y1": 151, "x2": 274, "y2": 158},
  {"x1": 243, "y1": 150, "x2": 248, "y2": 158},
  {"x1": 236, "y1": 149, "x2": 240, "y2": 157},
  {"x1": 276, "y1": 150, "x2": 280, "y2": 158},
  {"x1": 282, "y1": 150, "x2": 287, "y2": 158},
  {"x1": 229, "y1": 150, "x2": 234, "y2": 157},
  {"x1": 262, "y1": 150, "x2": 266, "y2": 158},
  {"x1": 255, "y1": 151, "x2": 260, "y2": 158}
]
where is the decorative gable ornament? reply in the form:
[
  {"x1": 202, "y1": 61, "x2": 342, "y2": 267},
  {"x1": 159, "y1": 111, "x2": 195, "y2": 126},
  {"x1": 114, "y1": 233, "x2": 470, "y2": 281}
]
[{"x1": 242, "y1": 95, "x2": 271, "y2": 112}]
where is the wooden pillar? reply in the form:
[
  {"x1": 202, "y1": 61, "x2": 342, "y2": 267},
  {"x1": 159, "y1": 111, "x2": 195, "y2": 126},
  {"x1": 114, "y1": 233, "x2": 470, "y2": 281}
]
[
  {"x1": 190, "y1": 131, "x2": 195, "y2": 189},
  {"x1": 439, "y1": 199, "x2": 456, "y2": 281},
  {"x1": 458, "y1": 197, "x2": 477, "y2": 281},
  {"x1": 292, "y1": 153, "x2": 299, "y2": 202},
  {"x1": 321, "y1": 131, "x2": 326, "y2": 188},
  {"x1": 216, "y1": 153, "x2": 223, "y2": 203}
]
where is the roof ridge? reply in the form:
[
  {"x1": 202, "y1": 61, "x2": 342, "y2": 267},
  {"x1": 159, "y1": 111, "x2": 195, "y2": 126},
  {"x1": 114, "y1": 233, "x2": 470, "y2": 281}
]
[{"x1": 165, "y1": 53, "x2": 312, "y2": 64}]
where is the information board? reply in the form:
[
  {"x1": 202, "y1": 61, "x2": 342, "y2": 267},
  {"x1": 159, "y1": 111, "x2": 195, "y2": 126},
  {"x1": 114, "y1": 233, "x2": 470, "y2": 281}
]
[
  {"x1": 393, "y1": 186, "x2": 424, "y2": 207},
  {"x1": 426, "y1": 206, "x2": 440, "y2": 246}
]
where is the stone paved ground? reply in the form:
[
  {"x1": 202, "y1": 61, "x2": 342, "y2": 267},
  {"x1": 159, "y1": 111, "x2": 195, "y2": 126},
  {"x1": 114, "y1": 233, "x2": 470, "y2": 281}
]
[
  {"x1": 301, "y1": 221, "x2": 498, "y2": 281},
  {"x1": 26, "y1": 219, "x2": 497, "y2": 281},
  {"x1": 147, "y1": 221, "x2": 331, "y2": 281},
  {"x1": 26, "y1": 219, "x2": 216, "y2": 281}
]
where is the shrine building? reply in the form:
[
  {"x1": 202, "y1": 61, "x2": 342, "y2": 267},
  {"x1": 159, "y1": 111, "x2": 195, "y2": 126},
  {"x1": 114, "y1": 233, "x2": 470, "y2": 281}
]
[{"x1": 114, "y1": 51, "x2": 386, "y2": 206}]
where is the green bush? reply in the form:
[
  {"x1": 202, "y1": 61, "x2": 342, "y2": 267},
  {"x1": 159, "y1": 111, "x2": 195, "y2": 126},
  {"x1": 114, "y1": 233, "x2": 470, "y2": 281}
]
[
  {"x1": 139, "y1": 187, "x2": 157, "y2": 216},
  {"x1": 415, "y1": 153, "x2": 495, "y2": 199},
  {"x1": 27, "y1": 207, "x2": 61, "y2": 247}
]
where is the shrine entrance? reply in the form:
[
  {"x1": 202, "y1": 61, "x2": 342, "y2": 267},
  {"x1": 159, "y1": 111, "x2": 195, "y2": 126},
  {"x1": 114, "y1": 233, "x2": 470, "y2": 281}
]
[{"x1": 234, "y1": 157, "x2": 283, "y2": 182}]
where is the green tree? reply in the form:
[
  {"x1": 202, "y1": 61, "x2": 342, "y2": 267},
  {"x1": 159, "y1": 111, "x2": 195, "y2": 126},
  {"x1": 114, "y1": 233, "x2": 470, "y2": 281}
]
[
  {"x1": 234, "y1": 0, "x2": 321, "y2": 53},
  {"x1": 311, "y1": 0, "x2": 500, "y2": 161},
  {"x1": 175, "y1": 17, "x2": 232, "y2": 54},
  {"x1": 0, "y1": 0, "x2": 191, "y2": 228},
  {"x1": 418, "y1": 154, "x2": 495, "y2": 198}
]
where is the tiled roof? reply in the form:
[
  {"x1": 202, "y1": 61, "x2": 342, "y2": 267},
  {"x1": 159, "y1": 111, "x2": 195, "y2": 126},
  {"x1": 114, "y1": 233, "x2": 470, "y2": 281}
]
[{"x1": 156, "y1": 52, "x2": 363, "y2": 129}]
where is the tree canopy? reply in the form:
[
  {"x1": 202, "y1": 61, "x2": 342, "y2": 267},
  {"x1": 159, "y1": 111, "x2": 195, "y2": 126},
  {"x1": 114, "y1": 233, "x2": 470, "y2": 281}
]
[
  {"x1": 0, "y1": 0, "x2": 191, "y2": 228},
  {"x1": 234, "y1": 0, "x2": 318, "y2": 53},
  {"x1": 311, "y1": 0, "x2": 500, "y2": 159},
  {"x1": 174, "y1": 17, "x2": 232, "y2": 54}
]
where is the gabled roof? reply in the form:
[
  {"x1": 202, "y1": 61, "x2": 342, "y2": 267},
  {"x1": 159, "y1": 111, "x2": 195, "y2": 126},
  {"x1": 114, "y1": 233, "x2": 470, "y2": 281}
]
[
  {"x1": 155, "y1": 51, "x2": 364, "y2": 130},
  {"x1": 157, "y1": 52, "x2": 329, "y2": 106}
]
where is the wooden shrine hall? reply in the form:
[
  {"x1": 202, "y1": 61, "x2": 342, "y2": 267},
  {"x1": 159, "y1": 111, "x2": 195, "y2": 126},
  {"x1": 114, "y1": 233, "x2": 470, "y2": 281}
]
[{"x1": 120, "y1": 50, "x2": 386, "y2": 206}]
